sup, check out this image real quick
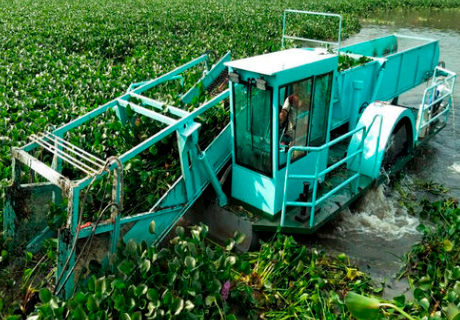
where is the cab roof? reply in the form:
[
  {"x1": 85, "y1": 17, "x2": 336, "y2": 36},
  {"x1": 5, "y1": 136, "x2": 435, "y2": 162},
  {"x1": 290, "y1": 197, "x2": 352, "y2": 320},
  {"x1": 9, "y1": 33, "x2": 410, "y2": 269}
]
[{"x1": 225, "y1": 48, "x2": 336, "y2": 76}]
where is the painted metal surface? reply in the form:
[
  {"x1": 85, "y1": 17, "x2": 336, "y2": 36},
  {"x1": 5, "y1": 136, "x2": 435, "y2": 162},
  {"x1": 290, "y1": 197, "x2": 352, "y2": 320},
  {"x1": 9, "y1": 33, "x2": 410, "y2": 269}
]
[
  {"x1": 5, "y1": 53, "x2": 232, "y2": 298},
  {"x1": 3, "y1": 9, "x2": 458, "y2": 300},
  {"x1": 227, "y1": 11, "x2": 453, "y2": 222},
  {"x1": 281, "y1": 10, "x2": 343, "y2": 50},
  {"x1": 415, "y1": 66, "x2": 456, "y2": 142},
  {"x1": 347, "y1": 103, "x2": 413, "y2": 179},
  {"x1": 280, "y1": 123, "x2": 368, "y2": 228}
]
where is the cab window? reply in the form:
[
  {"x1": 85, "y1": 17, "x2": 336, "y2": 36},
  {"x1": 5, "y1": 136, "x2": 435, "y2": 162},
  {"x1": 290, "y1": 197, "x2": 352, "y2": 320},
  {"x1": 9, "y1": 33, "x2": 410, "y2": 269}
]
[
  {"x1": 233, "y1": 82, "x2": 272, "y2": 175},
  {"x1": 309, "y1": 73, "x2": 332, "y2": 146},
  {"x1": 279, "y1": 78, "x2": 313, "y2": 167}
]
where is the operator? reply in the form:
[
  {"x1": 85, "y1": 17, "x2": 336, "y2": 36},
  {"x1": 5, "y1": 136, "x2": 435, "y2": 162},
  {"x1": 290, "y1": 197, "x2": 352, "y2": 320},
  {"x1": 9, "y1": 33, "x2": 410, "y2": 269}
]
[{"x1": 279, "y1": 93, "x2": 305, "y2": 145}]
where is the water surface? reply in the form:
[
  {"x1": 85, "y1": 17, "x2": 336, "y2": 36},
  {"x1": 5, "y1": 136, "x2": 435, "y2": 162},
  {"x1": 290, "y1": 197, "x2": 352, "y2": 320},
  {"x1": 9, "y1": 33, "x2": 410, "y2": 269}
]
[{"x1": 304, "y1": 9, "x2": 460, "y2": 299}]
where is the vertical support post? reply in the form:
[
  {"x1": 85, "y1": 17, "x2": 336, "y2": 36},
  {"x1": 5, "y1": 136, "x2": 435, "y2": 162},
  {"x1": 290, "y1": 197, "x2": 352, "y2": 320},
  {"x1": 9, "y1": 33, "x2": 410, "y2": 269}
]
[
  {"x1": 176, "y1": 130, "x2": 194, "y2": 202},
  {"x1": 373, "y1": 116, "x2": 383, "y2": 177},
  {"x1": 56, "y1": 187, "x2": 80, "y2": 299},
  {"x1": 51, "y1": 132, "x2": 63, "y2": 205},
  {"x1": 353, "y1": 127, "x2": 365, "y2": 194},
  {"x1": 349, "y1": 80, "x2": 364, "y2": 131},
  {"x1": 282, "y1": 11, "x2": 287, "y2": 48},
  {"x1": 189, "y1": 129, "x2": 203, "y2": 195},
  {"x1": 111, "y1": 160, "x2": 123, "y2": 254},
  {"x1": 309, "y1": 153, "x2": 321, "y2": 228},
  {"x1": 415, "y1": 92, "x2": 428, "y2": 142},
  {"x1": 197, "y1": 149, "x2": 228, "y2": 206},
  {"x1": 177, "y1": 122, "x2": 202, "y2": 202},
  {"x1": 371, "y1": 65, "x2": 386, "y2": 102},
  {"x1": 280, "y1": 149, "x2": 292, "y2": 228},
  {"x1": 114, "y1": 104, "x2": 129, "y2": 125},
  {"x1": 4, "y1": 157, "x2": 21, "y2": 240}
]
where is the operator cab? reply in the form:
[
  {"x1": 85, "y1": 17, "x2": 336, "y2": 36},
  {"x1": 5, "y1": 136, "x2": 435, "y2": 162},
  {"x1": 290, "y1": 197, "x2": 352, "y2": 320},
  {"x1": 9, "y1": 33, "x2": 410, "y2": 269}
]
[{"x1": 225, "y1": 48, "x2": 338, "y2": 217}]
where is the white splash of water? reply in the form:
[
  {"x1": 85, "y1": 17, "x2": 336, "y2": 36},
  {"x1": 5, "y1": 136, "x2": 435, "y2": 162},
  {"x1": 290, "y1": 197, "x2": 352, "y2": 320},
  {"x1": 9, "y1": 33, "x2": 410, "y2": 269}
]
[
  {"x1": 336, "y1": 184, "x2": 420, "y2": 240},
  {"x1": 449, "y1": 162, "x2": 460, "y2": 174}
]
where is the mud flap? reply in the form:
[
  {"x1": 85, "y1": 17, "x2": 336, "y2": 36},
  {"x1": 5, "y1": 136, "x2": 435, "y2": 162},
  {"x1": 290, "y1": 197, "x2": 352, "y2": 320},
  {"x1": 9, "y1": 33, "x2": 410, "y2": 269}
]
[{"x1": 347, "y1": 102, "x2": 415, "y2": 179}]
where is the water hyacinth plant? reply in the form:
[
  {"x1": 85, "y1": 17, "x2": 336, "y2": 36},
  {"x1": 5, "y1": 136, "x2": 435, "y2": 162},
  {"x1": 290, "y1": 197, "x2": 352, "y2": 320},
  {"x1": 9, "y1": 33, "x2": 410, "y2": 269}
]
[{"x1": 1, "y1": 0, "x2": 460, "y2": 318}]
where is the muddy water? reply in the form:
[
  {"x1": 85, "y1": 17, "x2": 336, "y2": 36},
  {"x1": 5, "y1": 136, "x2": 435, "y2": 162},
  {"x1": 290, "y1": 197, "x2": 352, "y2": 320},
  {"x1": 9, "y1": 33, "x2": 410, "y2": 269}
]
[{"x1": 305, "y1": 10, "x2": 460, "y2": 299}]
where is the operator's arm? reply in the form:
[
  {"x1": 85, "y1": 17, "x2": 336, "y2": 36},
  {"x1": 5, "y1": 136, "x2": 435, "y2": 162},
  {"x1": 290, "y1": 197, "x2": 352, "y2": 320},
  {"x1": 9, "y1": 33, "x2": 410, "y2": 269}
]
[
  {"x1": 279, "y1": 109, "x2": 288, "y2": 125},
  {"x1": 279, "y1": 96, "x2": 293, "y2": 125}
]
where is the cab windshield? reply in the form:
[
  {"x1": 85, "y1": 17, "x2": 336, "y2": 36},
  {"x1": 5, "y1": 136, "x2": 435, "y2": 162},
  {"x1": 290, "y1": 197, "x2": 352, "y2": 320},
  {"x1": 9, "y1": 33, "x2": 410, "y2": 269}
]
[{"x1": 233, "y1": 82, "x2": 272, "y2": 175}]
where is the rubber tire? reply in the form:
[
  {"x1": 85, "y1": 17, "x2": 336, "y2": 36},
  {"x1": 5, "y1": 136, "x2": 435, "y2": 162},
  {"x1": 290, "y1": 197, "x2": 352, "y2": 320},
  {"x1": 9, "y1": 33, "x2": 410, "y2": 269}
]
[{"x1": 382, "y1": 118, "x2": 412, "y2": 171}]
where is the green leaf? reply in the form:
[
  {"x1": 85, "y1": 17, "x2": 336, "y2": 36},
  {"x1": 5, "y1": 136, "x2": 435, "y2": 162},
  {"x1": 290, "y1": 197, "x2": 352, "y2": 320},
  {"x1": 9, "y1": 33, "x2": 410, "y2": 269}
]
[
  {"x1": 118, "y1": 260, "x2": 134, "y2": 275},
  {"x1": 72, "y1": 305, "x2": 88, "y2": 320},
  {"x1": 448, "y1": 303, "x2": 460, "y2": 320},
  {"x1": 452, "y1": 267, "x2": 460, "y2": 280},
  {"x1": 418, "y1": 276, "x2": 432, "y2": 291},
  {"x1": 454, "y1": 282, "x2": 460, "y2": 296},
  {"x1": 233, "y1": 231, "x2": 246, "y2": 245},
  {"x1": 162, "y1": 290, "x2": 173, "y2": 306},
  {"x1": 1, "y1": 250, "x2": 7, "y2": 261},
  {"x1": 114, "y1": 295, "x2": 126, "y2": 312},
  {"x1": 96, "y1": 277, "x2": 107, "y2": 294},
  {"x1": 39, "y1": 288, "x2": 52, "y2": 304},
  {"x1": 296, "y1": 260, "x2": 305, "y2": 273},
  {"x1": 131, "y1": 311, "x2": 142, "y2": 320},
  {"x1": 175, "y1": 226, "x2": 185, "y2": 238},
  {"x1": 126, "y1": 239, "x2": 138, "y2": 257},
  {"x1": 87, "y1": 295, "x2": 98, "y2": 312},
  {"x1": 74, "y1": 292, "x2": 87, "y2": 305},
  {"x1": 444, "y1": 239, "x2": 454, "y2": 252},
  {"x1": 205, "y1": 295, "x2": 216, "y2": 306},
  {"x1": 112, "y1": 279, "x2": 126, "y2": 291},
  {"x1": 25, "y1": 251, "x2": 33, "y2": 262},
  {"x1": 140, "y1": 259, "x2": 151, "y2": 275},
  {"x1": 149, "y1": 220, "x2": 156, "y2": 234},
  {"x1": 120, "y1": 313, "x2": 131, "y2": 320},
  {"x1": 23, "y1": 268, "x2": 33, "y2": 281},
  {"x1": 88, "y1": 275, "x2": 97, "y2": 293},
  {"x1": 345, "y1": 292, "x2": 380, "y2": 320},
  {"x1": 185, "y1": 256, "x2": 196, "y2": 269},
  {"x1": 337, "y1": 253, "x2": 347, "y2": 261},
  {"x1": 225, "y1": 256, "x2": 237, "y2": 268},
  {"x1": 147, "y1": 288, "x2": 159, "y2": 301},
  {"x1": 135, "y1": 284, "x2": 148, "y2": 297},
  {"x1": 225, "y1": 239, "x2": 235, "y2": 251},
  {"x1": 172, "y1": 298, "x2": 184, "y2": 315},
  {"x1": 191, "y1": 229, "x2": 201, "y2": 241},
  {"x1": 185, "y1": 300, "x2": 195, "y2": 311},
  {"x1": 418, "y1": 297, "x2": 430, "y2": 311},
  {"x1": 393, "y1": 294, "x2": 405, "y2": 307}
]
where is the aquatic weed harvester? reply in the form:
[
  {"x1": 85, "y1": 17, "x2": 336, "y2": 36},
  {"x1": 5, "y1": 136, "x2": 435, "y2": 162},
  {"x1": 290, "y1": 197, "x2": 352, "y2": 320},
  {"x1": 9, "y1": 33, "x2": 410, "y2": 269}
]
[{"x1": 4, "y1": 11, "x2": 456, "y2": 297}]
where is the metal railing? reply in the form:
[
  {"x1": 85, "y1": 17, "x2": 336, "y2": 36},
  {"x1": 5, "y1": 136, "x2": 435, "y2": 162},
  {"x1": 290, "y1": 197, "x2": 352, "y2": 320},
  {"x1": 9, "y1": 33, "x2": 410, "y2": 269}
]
[
  {"x1": 415, "y1": 66, "x2": 457, "y2": 142},
  {"x1": 280, "y1": 114, "x2": 382, "y2": 228},
  {"x1": 282, "y1": 10, "x2": 342, "y2": 51}
]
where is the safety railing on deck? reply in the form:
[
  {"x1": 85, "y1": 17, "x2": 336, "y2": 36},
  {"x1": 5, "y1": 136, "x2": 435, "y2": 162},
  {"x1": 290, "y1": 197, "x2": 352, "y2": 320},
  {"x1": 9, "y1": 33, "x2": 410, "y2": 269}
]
[
  {"x1": 280, "y1": 114, "x2": 383, "y2": 228},
  {"x1": 282, "y1": 10, "x2": 342, "y2": 51},
  {"x1": 415, "y1": 66, "x2": 457, "y2": 142}
]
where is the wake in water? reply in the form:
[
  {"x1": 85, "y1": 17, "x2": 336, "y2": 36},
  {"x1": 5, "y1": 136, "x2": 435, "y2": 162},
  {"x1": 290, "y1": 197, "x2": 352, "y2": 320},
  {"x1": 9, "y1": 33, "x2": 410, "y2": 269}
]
[
  {"x1": 335, "y1": 184, "x2": 420, "y2": 241},
  {"x1": 449, "y1": 162, "x2": 460, "y2": 174}
]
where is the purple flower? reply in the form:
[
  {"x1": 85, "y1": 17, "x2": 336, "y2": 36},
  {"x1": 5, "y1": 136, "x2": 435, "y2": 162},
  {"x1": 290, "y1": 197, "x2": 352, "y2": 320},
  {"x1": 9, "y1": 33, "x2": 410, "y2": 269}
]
[{"x1": 221, "y1": 280, "x2": 231, "y2": 301}]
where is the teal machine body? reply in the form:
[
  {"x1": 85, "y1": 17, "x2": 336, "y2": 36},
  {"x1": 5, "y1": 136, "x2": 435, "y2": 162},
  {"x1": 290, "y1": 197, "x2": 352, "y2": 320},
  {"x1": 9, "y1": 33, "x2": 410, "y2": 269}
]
[
  {"x1": 226, "y1": 48, "x2": 337, "y2": 216},
  {"x1": 3, "y1": 10, "x2": 457, "y2": 297}
]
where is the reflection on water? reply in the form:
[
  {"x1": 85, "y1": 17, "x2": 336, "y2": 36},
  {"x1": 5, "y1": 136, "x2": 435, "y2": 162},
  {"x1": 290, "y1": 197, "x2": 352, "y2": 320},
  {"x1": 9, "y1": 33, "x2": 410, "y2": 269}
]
[{"x1": 308, "y1": 9, "x2": 460, "y2": 298}]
